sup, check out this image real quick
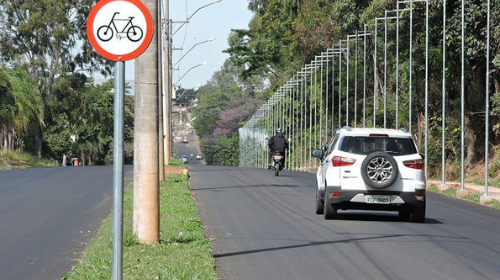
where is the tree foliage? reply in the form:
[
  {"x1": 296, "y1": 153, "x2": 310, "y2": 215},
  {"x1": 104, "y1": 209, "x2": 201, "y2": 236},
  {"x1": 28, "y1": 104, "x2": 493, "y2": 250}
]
[
  {"x1": 193, "y1": 59, "x2": 264, "y2": 166},
  {"x1": 0, "y1": 0, "x2": 116, "y2": 162},
  {"x1": 227, "y1": 0, "x2": 500, "y2": 172},
  {"x1": 0, "y1": 66, "x2": 43, "y2": 151}
]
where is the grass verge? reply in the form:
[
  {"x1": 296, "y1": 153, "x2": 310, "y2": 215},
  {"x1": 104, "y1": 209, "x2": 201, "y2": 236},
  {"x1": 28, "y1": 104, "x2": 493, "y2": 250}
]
[
  {"x1": 0, "y1": 150, "x2": 58, "y2": 169},
  {"x1": 427, "y1": 183, "x2": 500, "y2": 211},
  {"x1": 63, "y1": 160, "x2": 217, "y2": 280}
]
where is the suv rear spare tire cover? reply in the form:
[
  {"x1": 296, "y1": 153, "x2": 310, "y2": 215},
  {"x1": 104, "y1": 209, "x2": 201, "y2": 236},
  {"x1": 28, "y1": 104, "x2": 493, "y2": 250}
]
[{"x1": 360, "y1": 151, "x2": 399, "y2": 189}]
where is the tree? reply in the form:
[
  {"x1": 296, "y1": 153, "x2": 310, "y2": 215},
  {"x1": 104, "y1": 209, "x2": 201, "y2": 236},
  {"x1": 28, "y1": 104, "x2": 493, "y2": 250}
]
[
  {"x1": 225, "y1": 0, "x2": 338, "y2": 88},
  {"x1": 213, "y1": 98, "x2": 262, "y2": 138},
  {"x1": 0, "y1": 0, "x2": 113, "y2": 158},
  {"x1": 0, "y1": 66, "x2": 43, "y2": 151}
]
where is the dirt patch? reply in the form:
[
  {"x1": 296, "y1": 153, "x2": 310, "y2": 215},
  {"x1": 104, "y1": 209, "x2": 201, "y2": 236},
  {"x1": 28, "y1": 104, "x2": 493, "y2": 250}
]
[
  {"x1": 165, "y1": 168, "x2": 184, "y2": 174},
  {"x1": 6, "y1": 158, "x2": 29, "y2": 166}
]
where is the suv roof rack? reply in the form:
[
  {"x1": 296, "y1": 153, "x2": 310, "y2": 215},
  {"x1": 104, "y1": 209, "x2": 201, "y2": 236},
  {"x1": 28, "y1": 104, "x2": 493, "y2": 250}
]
[
  {"x1": 400, "y1": 128, "x2": 408, "y2": 133},
  {"x1": 342, "y1": 126, "x2": 352, "y2": 131}
]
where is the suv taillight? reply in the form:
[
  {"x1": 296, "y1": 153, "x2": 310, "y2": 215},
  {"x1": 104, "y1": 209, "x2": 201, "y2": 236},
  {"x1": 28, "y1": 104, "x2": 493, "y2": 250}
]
[
  {"x1": 332, "y1": 156, "x2": 356, "y2": 167},
  {"x1": 403, "y1": 159, "x2": 424, "y2": 170}
]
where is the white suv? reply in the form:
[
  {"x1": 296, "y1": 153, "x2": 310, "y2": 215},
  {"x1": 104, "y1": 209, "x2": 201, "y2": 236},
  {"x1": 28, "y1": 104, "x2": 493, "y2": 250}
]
[{"x1": 312, "y1": 127, "x2": 426, "y2": 222}]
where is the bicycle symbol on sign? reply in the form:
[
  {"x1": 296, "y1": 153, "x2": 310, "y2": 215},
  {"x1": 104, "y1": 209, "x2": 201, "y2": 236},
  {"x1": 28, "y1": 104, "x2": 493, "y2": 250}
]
[{"x1": 97, "y1": 12, "x2": 143, "y2": 42}]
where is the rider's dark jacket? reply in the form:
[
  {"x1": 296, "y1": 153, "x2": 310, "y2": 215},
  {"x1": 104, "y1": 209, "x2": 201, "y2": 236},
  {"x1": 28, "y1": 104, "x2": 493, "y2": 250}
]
[{"x1": 268, "y1": 132, "x2": 289, "y2": 152}]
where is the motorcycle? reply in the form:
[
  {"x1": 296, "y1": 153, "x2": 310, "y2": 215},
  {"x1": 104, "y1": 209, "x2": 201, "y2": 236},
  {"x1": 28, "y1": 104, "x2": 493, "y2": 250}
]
[{"x1": 271, "y1": 151, "x2": 285, "y2": 176}]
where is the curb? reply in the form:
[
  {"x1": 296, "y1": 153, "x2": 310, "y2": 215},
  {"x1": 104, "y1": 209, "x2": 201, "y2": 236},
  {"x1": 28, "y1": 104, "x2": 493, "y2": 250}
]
[
  {"x1": 427, "y1": 180, "x2": 500, "y2": 206},
  {"x1": 164, "y1": 167, "x2": 190, "y2": 179}
]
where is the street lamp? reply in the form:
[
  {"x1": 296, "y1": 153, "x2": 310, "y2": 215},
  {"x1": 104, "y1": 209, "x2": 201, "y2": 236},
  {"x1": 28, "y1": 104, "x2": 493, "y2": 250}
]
[
  {"x1": 174, "y1": 85, "x2": 200, "y2": 104},
  {"x1": 173, "y1": 0, "x2": 223, "y2": 36},
  {"x1": 174, "y1": 61, "x2": 207, "y2": 88},
  {"x1": 173, "y1": 37, "x2": 215, "y2": 68}
]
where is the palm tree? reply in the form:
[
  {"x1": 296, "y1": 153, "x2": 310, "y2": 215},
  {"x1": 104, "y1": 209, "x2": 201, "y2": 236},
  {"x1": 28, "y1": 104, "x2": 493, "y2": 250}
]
[{"x1": 0, "y1": 67, "x2": 44, "y2": 152}]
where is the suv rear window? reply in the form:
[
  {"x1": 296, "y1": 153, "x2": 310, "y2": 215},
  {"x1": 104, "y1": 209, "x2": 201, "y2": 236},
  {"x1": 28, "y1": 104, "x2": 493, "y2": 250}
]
[{"x1": 339, "y1": 136, "x2": 417, "y2": 156}]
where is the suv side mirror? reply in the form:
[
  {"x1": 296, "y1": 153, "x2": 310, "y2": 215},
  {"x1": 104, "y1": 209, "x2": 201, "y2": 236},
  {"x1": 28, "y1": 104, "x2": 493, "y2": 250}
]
[{"x1": 312, "y1": 149, "x2": 323, "y2": 160}]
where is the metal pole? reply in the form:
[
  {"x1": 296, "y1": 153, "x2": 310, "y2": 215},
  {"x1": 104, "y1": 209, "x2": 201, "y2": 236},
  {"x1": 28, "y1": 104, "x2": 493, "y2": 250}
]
[
  {"x1": 302, "y1": 71, "x2": 306, "y2": 169},
  {"x1": 384, "y1": 10, "x2": 388, "y2": 129},
  {"x1": 409, "y1": 0, "x2": 413, "y2": 134},
  {"x1": 485, "y1": 0, "x2": 491, "y2": 196},
  {"x1": 163, "y1": 4, "x2": 171, "y2": 165},
  {"x1": 309, "y1": 65, "x2": 313, "y2": 167},
  {"x1": 293, "y1": 78, "x2": 297, "y2": 170},
  {"x1": 112, "y1": 61, "x2": 125, "y2": 280},
  {"x1": 442, "y1": 0, "x2": 446, "y2": 186},
  {"x1": 346, "y1": 38, "x2": 350, "y2": 126},
  {"x1": 339, "y1": 41, "x2": 342, "y2": 128},
  {"x1": 363, "y1": 24, "x2": 367, "y2": 128},
  {"x1": 425, "y1": 0, "x2": 429, "y2": 177},
  {"x1": 355, "y1": 31, "x2": 358, "y2": 128},
  {"x1": 314, "y1": 57, "x2": 318, "y2": 158},
  {"x1": 158, "y1": 0, "x2": 164, "y2": 181},
  {"x1": 332, "y1": 49, "x2": 336, "y2": 131},
  {"x1": 326, "y1": 53, "x2": 329, "y2": 138},
  {"x1": 374, "y1": 19, "x2": 378, "y2": 128},
  {"x1": 267, "y1": 102, "x2": 271, "y2": 167},
  {"x1": 289, "y1": 84, "x2": 292, "y2": 170},
  {"x1": 168, "y1": 19, "x2": 173, "y2": 158},
  {"x1": 396, "y1": 2, "x2": 400, "y2": 129},
  {"x1": 320, "y1": 55, "x2": 324, "y2": 144}
]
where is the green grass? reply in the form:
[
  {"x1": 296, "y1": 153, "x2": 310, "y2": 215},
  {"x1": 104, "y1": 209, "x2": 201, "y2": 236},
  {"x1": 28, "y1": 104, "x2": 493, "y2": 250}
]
[
  {"x1": 0, "y1": 150, "x2": 58, "y2": 169},
  {"x1": 427, "y1": 185, "x2": 439, "y2": 192},
  {"x1": 167, "y1": 158, "x2": 185, "y2": 168},
  {"x1": 442, "y1": 188, "x2": 457, "y2": 197},
  {"x1": 486, "y1": 199, "x2": 500, "y2": 210},
  {"x1": 463, "y1": 192, "x2": 481, "y2": 204},
  {"x1": 62, "y1": 168, "x2": 217, "y2": 280}
]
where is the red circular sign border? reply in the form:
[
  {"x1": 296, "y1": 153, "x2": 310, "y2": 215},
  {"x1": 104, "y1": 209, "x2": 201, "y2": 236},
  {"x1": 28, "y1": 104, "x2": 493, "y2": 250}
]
[{"x1": 87, "y1": 0, "x2": 154, "y2": 61}]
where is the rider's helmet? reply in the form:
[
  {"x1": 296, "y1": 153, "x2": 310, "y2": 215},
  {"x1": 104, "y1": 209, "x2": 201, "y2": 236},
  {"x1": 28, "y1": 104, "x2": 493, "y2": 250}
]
[{"x1": 276, "y1": 128, "x2": 283, "y2": 137}]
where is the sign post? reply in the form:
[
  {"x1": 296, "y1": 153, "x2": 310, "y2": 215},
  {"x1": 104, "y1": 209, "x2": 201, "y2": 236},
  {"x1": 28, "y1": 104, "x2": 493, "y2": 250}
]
[{"x1": 87, "y1": 1, "x2": 153, "y2": 279}]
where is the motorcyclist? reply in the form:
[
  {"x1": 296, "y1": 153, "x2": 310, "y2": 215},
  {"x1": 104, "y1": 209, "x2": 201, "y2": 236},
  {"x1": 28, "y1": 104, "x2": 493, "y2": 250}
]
[{"x1": 268, "y1": 128, "x2": 289, "y2": 169}]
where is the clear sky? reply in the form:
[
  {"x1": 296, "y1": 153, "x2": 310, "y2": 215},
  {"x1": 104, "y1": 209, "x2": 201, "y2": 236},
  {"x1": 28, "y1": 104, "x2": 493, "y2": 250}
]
[
  {"x1": 170, "y1": 0, "x2": 253, "y2": 89},
  {"x1": 122, "y1": 0, "x2": 253, "y2": 89}
]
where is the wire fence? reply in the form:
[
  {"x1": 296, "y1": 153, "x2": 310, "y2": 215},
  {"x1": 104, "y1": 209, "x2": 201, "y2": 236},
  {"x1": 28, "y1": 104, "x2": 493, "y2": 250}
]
[{"x1": 239, "y1": 0, "x2": 494, "y2": 195}]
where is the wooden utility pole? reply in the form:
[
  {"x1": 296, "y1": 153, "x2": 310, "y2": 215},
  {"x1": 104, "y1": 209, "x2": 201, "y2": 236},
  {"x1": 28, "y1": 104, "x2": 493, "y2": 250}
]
[{"x1": 133, "y1": 0, "x2": 159, "y2": 244}]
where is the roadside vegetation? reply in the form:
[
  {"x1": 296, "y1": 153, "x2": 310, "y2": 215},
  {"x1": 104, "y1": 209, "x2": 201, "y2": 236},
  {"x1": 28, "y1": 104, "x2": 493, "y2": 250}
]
[
  {"x1": 1, "y1": 2, "x2": 133, "y2": 166},
  {"x1": 190, "y1": 60, "x2": 266, "y2": 166},
  {"x1": 0, "y1": 150, "x2": 57, "y2": 169},
  {"x1": 62, "y1": 159, "x2": 217, "y2": 280},
  {"x1": 428, "y1": 184, "x2": 500, "y2": 211}
]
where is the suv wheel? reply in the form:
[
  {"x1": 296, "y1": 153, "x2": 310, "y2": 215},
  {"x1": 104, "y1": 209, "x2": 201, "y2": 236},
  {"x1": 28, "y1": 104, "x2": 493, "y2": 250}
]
[
  {"x1": 315, "y1": 188, "x2": 324, "y2": 215},
  {"x1": 323, "y1": 198, "x2": 337, "y2": 220},
  {"x1": 361, "y1": 151, "x2": 399, "y2": 189},
  {"x1": 411, "y1": 202, "x2": 426, "y2": 223},
  {"x1": 398, "y1": 209, "x2": 411, "y2": 220}
]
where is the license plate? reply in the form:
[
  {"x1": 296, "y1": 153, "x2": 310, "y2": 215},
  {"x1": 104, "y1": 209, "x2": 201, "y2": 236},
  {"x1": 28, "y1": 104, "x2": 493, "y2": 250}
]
[
  {"x1": 274, "y1": 156, "x2": 282, "y2": 160},
  {"x1": 365, "y1": 195, "x2": 391, "y2": 204}
]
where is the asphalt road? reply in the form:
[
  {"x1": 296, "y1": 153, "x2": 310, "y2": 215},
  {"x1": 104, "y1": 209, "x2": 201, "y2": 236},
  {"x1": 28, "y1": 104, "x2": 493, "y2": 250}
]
[
  {"x1": 0, "y1": 166, "x2": 133, "y2": 280},
  {"x1": 189, "y1": 165, "x2": 500, "y2": 280},
  {"x1": 176, "y1": 130, "x2": 202, "y2": 165}
]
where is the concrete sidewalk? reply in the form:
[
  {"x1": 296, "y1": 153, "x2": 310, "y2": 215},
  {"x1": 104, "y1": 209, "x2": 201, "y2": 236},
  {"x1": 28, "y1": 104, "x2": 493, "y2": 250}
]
[{"x1": 427, "y1": 180, "x2": 500, "y2": 205}]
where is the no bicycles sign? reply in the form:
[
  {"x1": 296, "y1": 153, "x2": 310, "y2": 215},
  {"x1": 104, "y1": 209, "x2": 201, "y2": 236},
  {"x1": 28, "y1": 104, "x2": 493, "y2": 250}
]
[{"x1": 87, "y1": 0, "x2": 154, "y2": 61}]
